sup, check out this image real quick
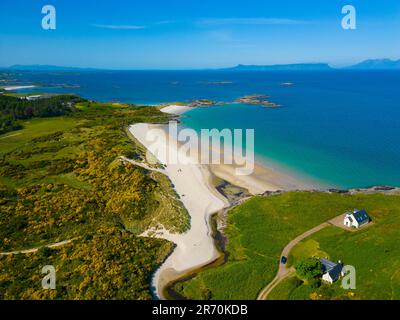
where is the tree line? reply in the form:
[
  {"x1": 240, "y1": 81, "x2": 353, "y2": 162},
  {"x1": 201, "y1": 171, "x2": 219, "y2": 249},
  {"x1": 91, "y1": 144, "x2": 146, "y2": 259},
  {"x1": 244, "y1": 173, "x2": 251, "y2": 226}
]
[{"x1": 0, "y1": 94, "x2": 83, "y2": 134}]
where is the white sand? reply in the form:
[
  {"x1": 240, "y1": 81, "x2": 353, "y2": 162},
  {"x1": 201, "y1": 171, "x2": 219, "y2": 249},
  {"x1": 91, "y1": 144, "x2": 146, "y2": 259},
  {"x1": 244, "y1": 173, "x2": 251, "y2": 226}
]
[
  {"x1": 160, "y1": 105, "x2": 192, "y2": 115},
  {"x1": 209, "y1": 162, "x2": 310, "y2": 194},
  {"x1": 129, "y1": 123, "x2": 228, "y2": 299},
  {"x1": 3, "y1": 85, "x2": 36, "y2": 91},
  {"x1": 129, "y1": 104, "x2": 315, "y2": 299}
]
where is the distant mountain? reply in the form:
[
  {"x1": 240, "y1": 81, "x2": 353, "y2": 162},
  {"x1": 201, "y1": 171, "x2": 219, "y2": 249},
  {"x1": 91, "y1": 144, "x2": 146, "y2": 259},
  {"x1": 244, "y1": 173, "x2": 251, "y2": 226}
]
[
  {"x1": 8, "y1": 65, "x2": 98, "y2": 72},
  {"x1": 5, "y1": 59, "x2": 400, "y2": 72},
  {"x1": 345, "y1": 59, "x2": 400, "y2": 70},
  {"x1": 222, "y1": 63, "x2": 333, "y2": 71}
]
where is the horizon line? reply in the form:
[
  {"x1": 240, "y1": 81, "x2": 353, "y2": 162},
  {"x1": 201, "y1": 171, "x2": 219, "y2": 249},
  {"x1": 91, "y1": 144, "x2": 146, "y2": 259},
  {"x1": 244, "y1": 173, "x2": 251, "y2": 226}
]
[{"x1": 1, "y1": 58, "x2": 400, "y2": 71}]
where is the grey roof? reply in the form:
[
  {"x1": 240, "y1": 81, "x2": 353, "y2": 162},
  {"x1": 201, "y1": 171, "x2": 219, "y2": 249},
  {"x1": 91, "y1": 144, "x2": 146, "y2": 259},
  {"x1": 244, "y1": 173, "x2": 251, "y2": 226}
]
[
  {"x1": 320, "y1": 258, "x2": 343, "y2": 281},
  {"x1": 321, "y1": 258, "x2": 337, "y2": 271},
  {"x1": 352, "y1": 209, "x2": 370, "y2": 224}
]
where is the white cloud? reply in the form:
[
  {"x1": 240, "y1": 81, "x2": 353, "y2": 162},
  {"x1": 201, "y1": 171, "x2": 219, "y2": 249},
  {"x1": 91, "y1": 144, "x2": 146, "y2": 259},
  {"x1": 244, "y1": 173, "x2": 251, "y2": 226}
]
[
  {"x1": 198, "y1": 18, "x2": 308, "y2": 26},
  {"x1": 155, "y1": 20, "x2": 175, "y2": 25},
  {"x1": 92, "y1": 24, "x2": 146, "y2": 30}
]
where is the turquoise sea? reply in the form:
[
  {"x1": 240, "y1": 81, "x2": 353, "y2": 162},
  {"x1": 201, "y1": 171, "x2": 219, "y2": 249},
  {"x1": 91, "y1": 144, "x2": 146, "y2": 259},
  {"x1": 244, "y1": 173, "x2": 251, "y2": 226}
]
[{"x1": 10, "y1": 70, "x2": 400, "y2": 188}]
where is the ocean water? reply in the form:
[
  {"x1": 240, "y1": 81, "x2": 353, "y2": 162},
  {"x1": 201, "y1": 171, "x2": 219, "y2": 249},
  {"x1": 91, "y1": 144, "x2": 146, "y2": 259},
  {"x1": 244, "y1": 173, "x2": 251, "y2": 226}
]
[{"x1": 11, "y1": 70, "x2": 400, "y2": 188}]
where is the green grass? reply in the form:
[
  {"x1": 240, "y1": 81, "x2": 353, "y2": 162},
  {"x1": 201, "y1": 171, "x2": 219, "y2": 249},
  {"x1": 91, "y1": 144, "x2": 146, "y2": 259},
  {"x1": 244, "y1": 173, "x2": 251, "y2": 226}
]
[
  {"x1": 178, "y1": 192, "x2": 400, "y2": 300},
  {"x1": 0, "y1": 118, "x2": 85, "y2": 190},
  {"x1": 1, "y1": 102, "x2": 190, "y2": 247},
  {"x1": 0, "y1": 117, "x2": 79, "y2": 155},
  {"x1": 274, "y1": 214, "x2": 400, "y2": 299},
  {"x1": 269, "y1": 193, "x2": 400, "y2": 300},
  {"x1": 287, "y1": 239, "x2": 328, "y2": 267},
  {"x1": 267, "y1": 276, "x2": 304, "y2": 300},
  {"x1": 41, "y1": 172, "x2": 93, "y2": 191},
  {"x1": 0, "y1": 100, "x2": 190, "y2": 299}
]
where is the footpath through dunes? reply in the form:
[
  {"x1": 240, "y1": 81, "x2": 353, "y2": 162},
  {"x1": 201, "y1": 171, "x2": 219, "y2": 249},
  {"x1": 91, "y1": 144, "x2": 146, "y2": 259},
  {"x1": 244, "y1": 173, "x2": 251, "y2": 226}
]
[
  {"x1": 129, "y1": 123, "x2": 228, "y2": 299},
  {"x1": 0, "y1": 239, "x2": 76, "y2": 256}
]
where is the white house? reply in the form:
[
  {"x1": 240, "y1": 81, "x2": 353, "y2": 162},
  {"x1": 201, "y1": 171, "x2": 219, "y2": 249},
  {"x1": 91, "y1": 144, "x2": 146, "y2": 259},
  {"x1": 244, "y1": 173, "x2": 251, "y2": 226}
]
[
  {"x1": 26, "y1": 95, "x2": 42, "y2": 101},
  {"x1": 344, "y1": 209, "x2": 371, "y2": 229},
  {"x1": 320, "y1": 258, "x2": 344, "y2": 284}
]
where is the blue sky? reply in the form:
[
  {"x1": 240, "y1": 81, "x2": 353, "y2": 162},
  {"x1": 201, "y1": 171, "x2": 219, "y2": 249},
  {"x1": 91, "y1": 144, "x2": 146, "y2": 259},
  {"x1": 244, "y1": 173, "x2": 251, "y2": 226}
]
[{"x1": 0, "y1": 0, "x2": 399, "y2": 69}]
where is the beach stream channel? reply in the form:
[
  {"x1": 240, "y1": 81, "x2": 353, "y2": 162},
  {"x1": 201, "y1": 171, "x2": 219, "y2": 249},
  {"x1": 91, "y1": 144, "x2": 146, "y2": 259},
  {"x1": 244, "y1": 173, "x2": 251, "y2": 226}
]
[{"x1": 161, "y1": 178, "x2": 250, "y2": 300}]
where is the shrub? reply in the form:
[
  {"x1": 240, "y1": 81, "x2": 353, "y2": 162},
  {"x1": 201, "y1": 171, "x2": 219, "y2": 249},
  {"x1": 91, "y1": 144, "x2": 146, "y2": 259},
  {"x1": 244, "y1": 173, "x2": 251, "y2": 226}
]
[
  {"x1": 309, "y1": 277, "x2": 322, "y2": 289},
  {"x1": 202, "y1": 288, "x2": 212, "y2": 300},
  {"x1": 295, "y1": 258, "x2": 323, "y2": 280},
  {"x1": 38, "y1": 246, "x2": 55, "y2": 258}
]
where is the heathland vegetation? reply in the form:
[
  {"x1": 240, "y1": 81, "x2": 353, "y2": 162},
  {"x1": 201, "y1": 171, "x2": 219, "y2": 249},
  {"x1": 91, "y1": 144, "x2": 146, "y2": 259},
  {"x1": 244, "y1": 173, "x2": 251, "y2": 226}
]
[
  {"x1": 0, "y1": 96, "x2": 189, "y2": 299},
  {"x1": 0, "y1": 94, "x2": 81, "y2": 134},
  {"x1": 175, "y1": 192, "x2": 400, "y2": 300}
]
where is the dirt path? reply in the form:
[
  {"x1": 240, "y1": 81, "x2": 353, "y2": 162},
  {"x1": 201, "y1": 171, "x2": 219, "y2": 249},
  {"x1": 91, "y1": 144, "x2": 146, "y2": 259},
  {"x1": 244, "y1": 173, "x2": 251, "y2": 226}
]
[
  {"x1": 0, "y1": 133, "x2": 22, "y2": 140},
  {"x1": 119, "y1": 156, "x2": 165, "y2": 173},
  {"x1": 0, "y1": 239, "x2": 75, "y2": 256},
  {"x1": 257, "y1": 221, "x2": 331, "y2": 300}
]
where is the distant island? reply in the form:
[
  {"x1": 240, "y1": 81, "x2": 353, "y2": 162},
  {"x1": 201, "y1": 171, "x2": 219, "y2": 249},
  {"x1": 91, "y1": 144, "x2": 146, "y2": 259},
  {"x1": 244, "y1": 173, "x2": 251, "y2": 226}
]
[
  {"x1": 1, "y1": 59, "x2": 400, "y2": 72},
  {"x1": 5, "y1": 65, "x2": 100, "y2": 72},
  {"x1": 220, "y1": 59, "x2": 400, "y2": 71},
  {"x1": 345, "y1": 59, "x2": 400, "y2": 70},
  {"x1": 222, "y1": 63, "x2": 333, "y2": 71},
  {"x1": 159, "y1": 94, "x2": 282, "y2": 109},
  {"x1": 235, "y1": 94, "x2": 282, "y2": 108}
]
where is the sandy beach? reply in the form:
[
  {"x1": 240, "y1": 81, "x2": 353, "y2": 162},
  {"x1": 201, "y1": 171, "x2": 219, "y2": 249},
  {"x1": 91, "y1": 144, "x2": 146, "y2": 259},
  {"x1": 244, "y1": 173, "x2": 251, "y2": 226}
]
[
  {"x1": 129, "y1": 104, "x2": 313, "y2": 299},
  {"x1": 3, "y1": 85, "x2": 36, "y2": 91},
  {"x1": 129, "y1": 120, "x2": 228, "y2": 299},
  {"x1": 209, "y1": 161, "x2": 312, "y2": 194},
  {"x1": 159, "y1": 104, "x2": 193, "y2": 115}
]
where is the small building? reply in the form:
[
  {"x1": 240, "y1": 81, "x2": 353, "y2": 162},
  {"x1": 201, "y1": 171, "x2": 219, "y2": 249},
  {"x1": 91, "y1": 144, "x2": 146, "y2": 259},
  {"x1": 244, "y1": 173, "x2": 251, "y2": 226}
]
[
  {"x1": 26, "y1": 95, "x2": 42, "y2": 101},
  {"x1": 344, "y1": 209, "x2": 371, "y2": 229},
  {"x1": 320, "y1": 258, "x2": 344, "y2": 284}
]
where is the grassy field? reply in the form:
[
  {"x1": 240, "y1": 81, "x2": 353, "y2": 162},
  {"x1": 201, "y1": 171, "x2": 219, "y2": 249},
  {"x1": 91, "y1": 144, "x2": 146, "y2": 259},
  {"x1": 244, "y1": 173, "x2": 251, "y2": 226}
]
[
  {"x1": 0, "y1": 117, "x2": 78, "y2": 156},
  {"x1": 177, "y1": 192, "x2": 400, "y2": 300},
  {"x1": 269, "y1": 194, "x2": 400, "y2": 300},
  {"x1": 0, "y1": 98, "x2": 189, "y2": 299}
]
